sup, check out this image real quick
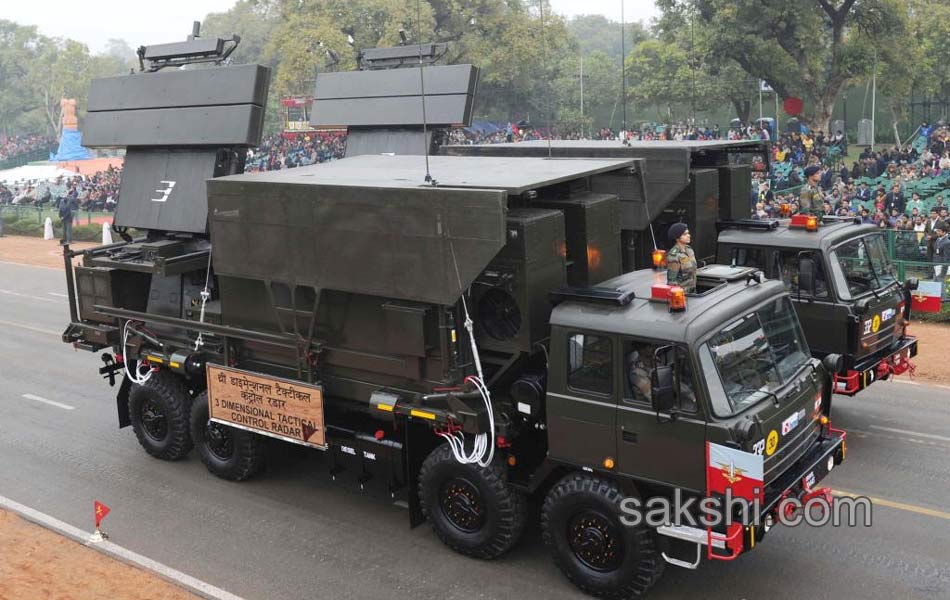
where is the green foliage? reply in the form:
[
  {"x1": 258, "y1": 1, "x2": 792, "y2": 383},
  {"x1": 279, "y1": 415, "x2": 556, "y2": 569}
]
[
  {"x1": 657, "y1": 0, "x2": 909, "y2": 132},
  {"x1": 266, "y1": 0, "x2": 574, "y2": 121},
  {"x1": 908, "y1": 0, "x2": 950, "y2": 103},
  {"x1": 203, "y1": 0, "x2": 281, "y2": 67},
  {"x1": 566, "y1": 15, "x2": 648, "y2": 61},
  {"x1": 0, "y1": 19, "x2": 130, "y2": 136}
]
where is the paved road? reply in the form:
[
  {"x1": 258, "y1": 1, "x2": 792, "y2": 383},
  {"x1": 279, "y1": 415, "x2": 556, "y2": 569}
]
[{"x1": 0, "y1": 260, "x2": 948, "y2": 600}]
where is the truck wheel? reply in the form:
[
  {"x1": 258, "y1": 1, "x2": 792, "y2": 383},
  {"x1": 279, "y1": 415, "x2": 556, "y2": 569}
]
[
  {"x1": 128, "y1": 371, "x2": 194, "y2": 461},
  {"x1": 541, "y1": 474, "x2": 663, "y2": 599},
  {"x1": 190, "y1": 392, "x2": 265, "y2": 481},
  {"x1": 418, "y1": 444, "x2": 526, "y2": 559}
]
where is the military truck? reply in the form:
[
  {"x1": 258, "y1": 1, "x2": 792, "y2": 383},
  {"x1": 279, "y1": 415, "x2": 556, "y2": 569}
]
[
  {"x1": 716, "y1": 216, "x2": 918, "y2": 395},
  {"x1": 62, "y1": 34, "x2": 847, "y2": 599},
  {"x1": 441, "y1": 141, "x2": 919, "y2": 396}
]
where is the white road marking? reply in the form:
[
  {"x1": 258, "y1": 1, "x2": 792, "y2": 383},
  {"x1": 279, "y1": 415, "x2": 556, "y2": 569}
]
[
  {"x1": 0, "y1": 494, "x2": 246, "y2": 600},
  {"x1": 0, "y1": 259, "x2": 60, "y2": 271},
  {"x1": 833, "y1": 490, "x2": 950, "y2": 521},
  {"x1": 891, "y1": 379, "x2": 950, "y2": 390},
  {"x1": 0, "y1": 318, "x2": 61, "y2": 337},
  {"x1": 869, "y1": 424, "x2": 950, "y2": 443},
  {"x1": 48, "y1": 292, "x2": 69, "y2": 298},
  {"x1": 0, "y1": 289, "x2": 57, "y2": 303},
  {"x1": 21, "y1": 394, "x2": 75, "y2": 411}
]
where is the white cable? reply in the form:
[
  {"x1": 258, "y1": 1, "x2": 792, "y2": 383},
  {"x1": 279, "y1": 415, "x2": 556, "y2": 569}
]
[
  {"x1": 194, "y1": 248, "x2": 213, "y2": 350},
  {"x1": 444, "y1": 224, "x2": 496, "y2": 467},
  {"x1": 436, "y1": 294, "x2": 496, "y2": 468},
  {"x1": 122, "y1": 320, "x2": 153, "y2": 385}
]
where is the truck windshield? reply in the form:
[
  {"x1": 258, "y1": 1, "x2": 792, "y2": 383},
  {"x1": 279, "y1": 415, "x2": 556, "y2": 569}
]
[
  {"x1": 832, "y1": 234, "x2": 898, "y2": 299},
  {"x1": 704, "y1": 297, "x2": 811, "y2": 416}
]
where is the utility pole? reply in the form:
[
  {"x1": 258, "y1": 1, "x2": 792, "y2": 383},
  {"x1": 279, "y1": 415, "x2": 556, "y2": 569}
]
[
  {"x1": 620, "y1": 0, "x2": 627, "y2": 139},
  {"x1": 580, "y1": 53, "x2": 585, "y2": 136},
  {"x1": 871, "y1": 49, "x2": 877, "y2": 148}
]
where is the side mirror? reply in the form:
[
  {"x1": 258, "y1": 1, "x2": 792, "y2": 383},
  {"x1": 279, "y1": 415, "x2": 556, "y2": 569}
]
[
  {"x1": 651, "y1": 365, "x2": 676, "y2": 415},
  {"x1": 855, "y1": 298, "x2": 871, "y2": 315},
  {"x1": 822, "y1": 353, "x2": 844, "y2": 375},
  {"x1": 798, "y1": 256, "x2": 816, "y2": 296}
]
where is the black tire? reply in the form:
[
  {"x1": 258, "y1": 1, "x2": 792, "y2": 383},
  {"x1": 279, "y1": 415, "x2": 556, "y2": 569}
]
[
  {"x1": 541, "y1": 473, "x2": 664, "y2": 599},
  {"x1": 418, "y1": 444, "x2": 526, "y2": 559},
  {"x1": 128, "y1": 371, "x2": 194, "y2": 460},
  {"x1": 190, "y1": 392, "x2": 265, "y2": 481}
]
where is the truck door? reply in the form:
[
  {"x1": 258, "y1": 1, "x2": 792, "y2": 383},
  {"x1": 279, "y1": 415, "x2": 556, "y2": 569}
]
[
  {"x1": 615, "y1": 340, "x2": 707, "y2": 492},
  {"x1": 545, "y1": 330, "x2": 618, "y2": 469},
  {"x1": 777, "y1": 250, "x2": 846, "y2": 356}
]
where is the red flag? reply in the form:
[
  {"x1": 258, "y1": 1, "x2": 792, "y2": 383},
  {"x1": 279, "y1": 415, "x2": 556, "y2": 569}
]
[
  {"x1": 910, "y1": 281, "x2": 943, "y2": 313},
  {"x1": 94, "y1": 501, "x2": 110, "y2": 528}
]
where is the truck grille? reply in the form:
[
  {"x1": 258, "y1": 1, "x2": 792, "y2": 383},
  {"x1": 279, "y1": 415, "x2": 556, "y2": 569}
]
[
  {"x1": 764, "y1": 420, "x2": 820, "y2": 484},
  {"x1": 861, "y1": 328, "x2": 895, "y2": 357}
]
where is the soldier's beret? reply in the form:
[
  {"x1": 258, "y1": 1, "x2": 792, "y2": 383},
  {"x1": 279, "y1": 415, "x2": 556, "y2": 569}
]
[
  {"x1": 668, "y1": 222, "x2": 688, "y2": 243},
  {"x1": 804, "y1": 165, "x2": 820, "y2": 177}
]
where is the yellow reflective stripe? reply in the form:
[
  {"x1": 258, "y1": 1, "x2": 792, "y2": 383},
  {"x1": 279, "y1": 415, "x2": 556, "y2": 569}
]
[
  {"x1": 146, "y1": 356, "x2": 164, "y2": 364},
  {"x1": 376, "y1": 404, "x2": 394, "y2": 412},
  {"x1": 169, "y1": 362, "x2": 181, "y2": 369},
  {"x1": 410, "y1": 409, "x2": 436, "y2": 420}
]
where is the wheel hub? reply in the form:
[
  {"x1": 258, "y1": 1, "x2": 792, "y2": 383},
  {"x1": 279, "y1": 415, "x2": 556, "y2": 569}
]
[
  {"x1": 568, "y1": 511, "x2": 623, "y2": 572},
  {"x1": 140, "y1": 398, "x2": 168, "y2": 442},
  {"x1": 204, "y1": 421, "x2": 234, "y2": 460},
  {"x1": 440, "y1": 477, "x2": 485, "y2": 533}
]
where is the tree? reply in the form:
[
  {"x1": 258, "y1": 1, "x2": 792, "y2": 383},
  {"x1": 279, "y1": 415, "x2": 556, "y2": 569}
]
[
  {"x1": 567, "y1": 14, "x2": 649, "y2": 61},
  {"x1": 624, "y1": 39, "x2": 695, "y2": 122},
  {"x1": 657, "y1": 0, "x2": 908, "y2": 132},
  {"x1": 908, "y1": 0, "x2": 950, "y2": 116},
  {"x1": 623, "y1": 24, "x2": 758, "y2": 125},
  {"x1": 267, "y1": 0, "x2": 574, "y2": 122},
  {"x1": 202, "y1": 0, "x2": 281, "y2": 67},
  {"x1": 0, "y1": 20, "x2": 47, "y2": 134}
]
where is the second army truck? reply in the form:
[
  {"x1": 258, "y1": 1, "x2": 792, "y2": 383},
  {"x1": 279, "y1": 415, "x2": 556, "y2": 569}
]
[
  {"x1": 442, "y1": 139, "x2": 919, "y2": 396},
  {"x1": 62, "y1": 36, "x2": 847, "y2": 599},
  {"x1": 717, "y1": 216, "x2": 918, "y2": 395}
]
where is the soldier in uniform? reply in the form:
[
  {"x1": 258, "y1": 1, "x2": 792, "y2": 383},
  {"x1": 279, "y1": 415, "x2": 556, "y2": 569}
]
[
  {"x1": 798, "y1": 165, "x2": 822, "y2": 214},
  {"x1": 666, "y1": 222, "x2": 697, "y2": 292}
]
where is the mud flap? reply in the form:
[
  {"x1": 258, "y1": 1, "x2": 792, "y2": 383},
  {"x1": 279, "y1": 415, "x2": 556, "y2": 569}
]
[
  {"x1": 402, "y1": 416, "x2": 437, "y2": 528},
  {"x1": 116, "y1": 376, "x2": 132, "y2": 428}
]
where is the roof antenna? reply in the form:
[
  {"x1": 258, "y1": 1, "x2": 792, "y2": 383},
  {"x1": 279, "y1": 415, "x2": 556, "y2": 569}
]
[
  {"x1": 620, "y1": 0, "x2": 628, "y2": 146},
  {"x1": 539, "y1": 0, "x2": 552, "y2": 158},
  {"x1": 415, "y1": 0, "x2": 436, "y2": 186}
]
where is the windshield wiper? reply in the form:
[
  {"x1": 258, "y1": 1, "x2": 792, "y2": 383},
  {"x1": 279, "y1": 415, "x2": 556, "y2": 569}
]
[{"x1": 733, "y1": 386, "x2": 781, "y2": 408}]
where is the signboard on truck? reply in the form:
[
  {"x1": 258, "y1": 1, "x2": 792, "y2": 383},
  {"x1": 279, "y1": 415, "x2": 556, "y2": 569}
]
[{"x1": 206, "y1": 364, "x2": 326, "y2": 448}]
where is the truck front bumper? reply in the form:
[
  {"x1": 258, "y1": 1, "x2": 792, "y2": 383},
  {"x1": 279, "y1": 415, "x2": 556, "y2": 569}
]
[
  {"x1": 833, "y1": 336, "x2": 918, "y2": 395},
  {"x1": 724, "y1": 426, "x2": 847, "y2": 560}
]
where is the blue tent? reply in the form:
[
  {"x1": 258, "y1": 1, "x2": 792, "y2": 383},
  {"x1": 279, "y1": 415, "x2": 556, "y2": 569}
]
[{"x1": 49, "y1": 128, "x2": 93, "y2": 161}]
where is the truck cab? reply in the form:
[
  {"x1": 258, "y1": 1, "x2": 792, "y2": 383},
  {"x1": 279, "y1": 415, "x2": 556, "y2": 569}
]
[
  {"x1": 716, "y1": 217, "x2": 918, "y2": 395},
  {"x1": 540, "y1": 265, "x2": 846, "y2": 585}
]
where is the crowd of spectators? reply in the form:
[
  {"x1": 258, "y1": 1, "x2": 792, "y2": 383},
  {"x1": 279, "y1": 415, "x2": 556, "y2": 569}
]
[
  {"x1": 0, "y1": 165, "x2": 122, "y2": 212},
  {"x1": 0, "y1": 134, "x2": 55, "y2": 163},
  {"x1": 748, "y1": 122, "x2": 950, "y2": 269},
  {"x1": 245, "y1": 132, "x2": 346, "y2": 171}
]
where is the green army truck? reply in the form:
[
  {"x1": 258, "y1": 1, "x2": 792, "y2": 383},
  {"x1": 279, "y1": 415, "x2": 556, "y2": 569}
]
[
  {"x1": 61, "y1": 34, "x2": 847, "y2": 599},
  {"x1": 716, "y1": 215, "x2": 918, "y2": 395}
]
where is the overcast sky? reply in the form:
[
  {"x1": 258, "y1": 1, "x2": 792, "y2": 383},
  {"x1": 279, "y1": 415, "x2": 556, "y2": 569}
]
[{"x1": 3, "y1": 1, "x2": 658, "y2": 53}]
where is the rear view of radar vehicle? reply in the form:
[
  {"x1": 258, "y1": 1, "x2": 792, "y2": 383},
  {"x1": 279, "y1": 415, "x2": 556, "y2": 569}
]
[{"x1": 61, "y1": 29, "x2": 847, "y2": 599}]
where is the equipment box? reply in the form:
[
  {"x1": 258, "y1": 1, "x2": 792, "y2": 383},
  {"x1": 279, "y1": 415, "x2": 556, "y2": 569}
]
[{"x1": 75, "y1": 266, "x2": 150, "y2": 324}]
